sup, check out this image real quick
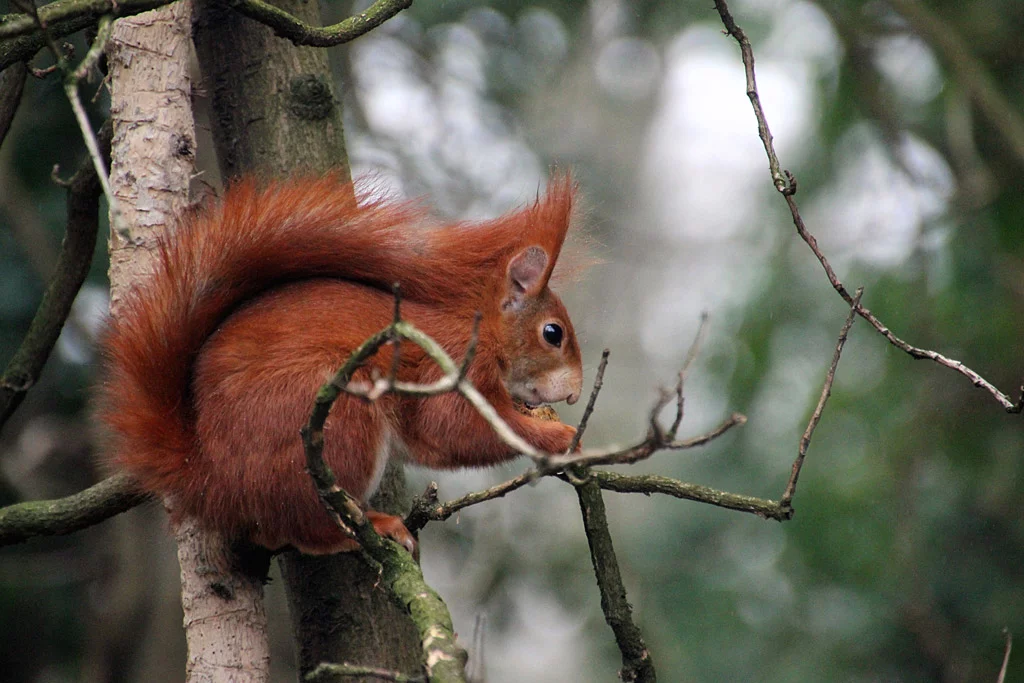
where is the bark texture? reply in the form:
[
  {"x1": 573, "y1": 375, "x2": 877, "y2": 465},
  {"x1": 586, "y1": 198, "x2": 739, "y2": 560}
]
[
  {"x1": 191, "y1": 0, "x2": 420, "y2": 679},
  {"x1": 109, "y1": 4, "x2": 271, "y2": 682}
]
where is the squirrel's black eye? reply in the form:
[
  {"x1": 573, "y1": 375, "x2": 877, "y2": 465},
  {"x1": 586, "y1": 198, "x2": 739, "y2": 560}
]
[{"x1": 542, "y1": 323, "x2": 563, "y2": 347}]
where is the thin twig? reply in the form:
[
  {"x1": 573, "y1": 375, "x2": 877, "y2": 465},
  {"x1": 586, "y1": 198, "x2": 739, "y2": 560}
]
[
  {"x1": 408, "y1": 408, "x2": 748, "y2": 532},
  {"x1": 997, "y1": 629, "x2": 1012, "y2": 683},
  {"x1": 783, "y1": 181, "x2": 1022, "y2": 413},
  {"x1": 781, "y1": 288, "x2": 862, "y2": 508},
  {"x1": 388, "y1": 283, "x2": 403, "y2": 383},
  {"x1": 457, "y1": 312, "x2": 483, "y2": 384},
  {"x1": 680, "y1": 311, "x2": 710, "y2": 382},
  {"x1": 712, "y1": 0, "x2": 789, "y2": 194},
  {"x1": 62, "y1": 16, "x2": 118, "y2": 225},
  {"x1": 569, "y1": 348, "x2": 609, "y2": 452},
  {"x1": 531, "y1": 411, "x2": 747, "y2": 476},
  {"x1": 712, "y1": 0, "x2": 1023, "y2": 414},
  {"x1": 18, "y1": 0, "x2": 119, "y2": 229},
  {"x1": 405, "y1": 472, "x2": 536, "y2": 533},
  {"x1": 668, "y1": 313, "x2": 710, "y2": 441},
  {"x1": 668, "y1": 412, "x2": 748, "y2": 449}
]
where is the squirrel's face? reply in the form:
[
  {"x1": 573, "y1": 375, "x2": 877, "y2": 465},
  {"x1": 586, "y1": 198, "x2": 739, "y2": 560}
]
[{"x1": 502, "y1": 289, "x2": 584, "y2": 408}]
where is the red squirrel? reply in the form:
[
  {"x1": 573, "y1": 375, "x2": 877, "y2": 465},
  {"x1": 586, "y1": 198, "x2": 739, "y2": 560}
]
[{"x1": 98, "y1": 175, "x2": 583, "y2": 554}]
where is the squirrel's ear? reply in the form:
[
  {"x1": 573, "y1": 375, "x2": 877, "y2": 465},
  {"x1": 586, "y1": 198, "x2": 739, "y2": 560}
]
[{"x1": 504, "y1": 246, "x2": 549, "y2": 309}]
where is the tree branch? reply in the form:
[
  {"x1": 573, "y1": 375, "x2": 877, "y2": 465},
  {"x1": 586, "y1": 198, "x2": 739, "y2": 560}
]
[
  {"x1": 302, "y1": 330, "x2": 467, "y2": 683},
  {"x1": 997, "y1": 629, "x2": 1012, "y2": 683},
  {"x1": 61, "y1": 15, "x2": 117, "y2": 220},
  {"x1": 589, "y1": 470, "x2": 790, "y2": 521},
  {"x1": 228, "y1": 0, "x2": 412, "y2": 48},
  {"x1": 299, "y1": 405, "x2": 468, "y2": 683},
  {"x1": 0, "y1": 473, "x2": 149, "y2": 546},
  {"x1": 307, "y1": 662, "x2": 425, "y2": 682},
  {"x1": 0, "y1": 61, "x2": 26, "y2": 149},
  {"x1": 712, "y1": 0, "x2": 1023, "y2": 414},
  {"x1": 0, "y1": 0, "x2": 169, "y2": 40},
  {"x1": 403, "y1": 330, "x2": 749, "y2": 532},
  {"x1": 0, "y1": 0, "x2": 410, "y2": 72},
  {"x1": 563, "y1": 346, "x2": 656, "y2": 681},
  {"x1": 0, "y1": 119, "x2": 110, "y2": 430},
  {"x1": 405, "y1": 474, "x2": 533, "y2": 534},
  {"x1": 780, "y1": 288, "x2": 862, "y2": 508},
  {"x1": 574, "y1": 474, "x2": 656, "y2": 683}
]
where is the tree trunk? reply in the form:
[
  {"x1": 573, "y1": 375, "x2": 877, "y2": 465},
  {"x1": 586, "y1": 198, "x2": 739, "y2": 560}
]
[
  {"x1": 191, "y1": 1, "x2": 421, "y2": 679},
  {"x1": 108, "y1": 4, "x2": 273, "y2": 682}
]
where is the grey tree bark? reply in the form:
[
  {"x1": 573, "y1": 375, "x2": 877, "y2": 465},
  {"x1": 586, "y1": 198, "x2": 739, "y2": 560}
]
[{"x1": 190, "y1": 0, "x2": 421, "y2": 679}]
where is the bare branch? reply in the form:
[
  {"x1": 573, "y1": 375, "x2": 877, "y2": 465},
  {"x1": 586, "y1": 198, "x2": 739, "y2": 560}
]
[
  {"x1": 0, "y1": 473, "x2": 149, "y2": 546},
  {"x1": 0, "y1": 0, "x2": 168, "y2": 40},
  {"x1": 712, "y1": 0, "x2": 1022, "y2": 414},
  {"x1": 406, "y1": 471, "x2": 536, "y2": 533},
  {"x1": 306, "y1": 662, "x2": 425, "y2": 682},
  {"x1": 0, "y1": 120, "x2": 109, "y2": 430},
  {"x1": 228, "y1": 0, "x2": 411, "y2": 48},
  {"x1": 574, "y1": 474, "x2": 656, "y2": 682},
  {"x1": 11, "y1": 0, "x2": 119, "y2": 226},
  {"x1": 997, "y1": 629, "x2": 1012, "y2": 683},
  {"x1": 0, "y1": 62, "x2": 27, "y2": 149},
  {"x1": 457, "y1": 312, "x2": 483, "y2": 385},
  {"x1": 62, "y1": 16, "x2": 119, "y2": 224},
  {"x1": 570, "y1": 348, "x2": 610, "y2": 452},
  {"x1": 547, "y1": 412, "x2": 747, "y2": 473},
  {"x1": 302, "y1": 327, "x2": 468, "y2": 682},
  {"x1": 680, "y1": 311, "x2": 710, "y2": 382},
  {"x1": 301, "y1": 430, "x2": 467, "y2": 682},
  {"x1": 711, "y1": 0, "x2": 790, "y2": 194},
  {"x1": 590, "y1": 470, "x2": 790, "y2": 521},
  {"x1": 668, "y1": 412, "x2": 748, "y2": 449},
  {"x1": 388, "y1": 283, "x2": 404, "y2": 385},
  {"x1": 780, "y1": 288, "x2": 862, "y2": 508},
  {"x1": 406, "y1": 409, "x2": 750, "y2": 534}
]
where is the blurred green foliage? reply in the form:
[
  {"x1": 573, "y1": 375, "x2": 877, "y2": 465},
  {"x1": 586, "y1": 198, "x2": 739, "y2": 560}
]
[{"x1": 1, "y1": 0, "x2": 1023, "y2": 681}]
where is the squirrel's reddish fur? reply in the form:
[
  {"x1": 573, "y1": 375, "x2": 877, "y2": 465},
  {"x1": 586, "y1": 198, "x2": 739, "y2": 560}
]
[{"x1": 97, "y1": 175, "x2": 584, "y2": 553}]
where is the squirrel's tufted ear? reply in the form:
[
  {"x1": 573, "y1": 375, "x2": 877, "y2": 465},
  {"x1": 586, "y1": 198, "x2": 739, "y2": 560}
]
[
  {"x1": 530, "y1": 171, "x2": 575, "y2": 264},
  {"x1": 504, "y1": 246, "x2": 550, "y2": 309}
]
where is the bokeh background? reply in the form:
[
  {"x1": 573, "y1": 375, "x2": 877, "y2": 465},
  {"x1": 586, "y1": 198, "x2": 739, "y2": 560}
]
[{"x1": 1, "y1": 0, "x2": 1022, "y2": 681}]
